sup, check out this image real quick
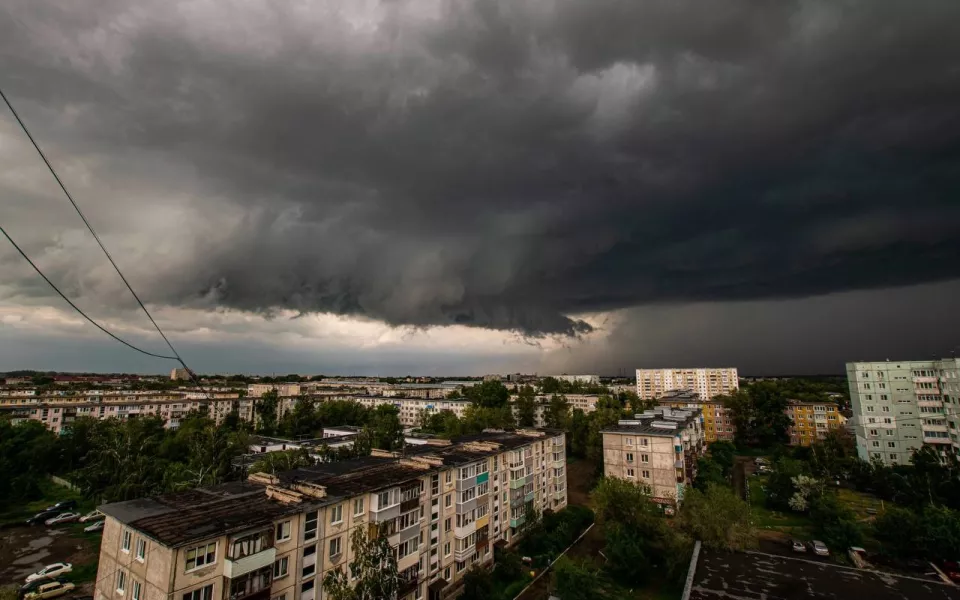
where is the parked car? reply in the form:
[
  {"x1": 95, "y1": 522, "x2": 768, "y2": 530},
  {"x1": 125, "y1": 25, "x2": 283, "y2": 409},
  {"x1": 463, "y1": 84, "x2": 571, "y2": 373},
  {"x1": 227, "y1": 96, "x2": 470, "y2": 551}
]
[
  {"x1": 791, "y1": 539, "x2": 806, "y2": 553},
  {"x1": 810, "y1": 540, "x2": 830, "y2": 556},
  {"x1": 26, "y1": 510, "x2": 59, "y2": 526},
  {"x1": 19, "y1": 577, "x2": 65, "y2": 596},
  {"x1": 44, "y1": 500, "x2": 77, "y2": 512},
  {"x1": 45, "y1": 512, "x2": 81, "y2": 526},
  {"x1": 23, "y1": 581, "x2": 75, "y2": 600},
  {"x1": 937, "y1": 560, "x2": 960, "y2": 584},
  {"x1": 25, "y1": 563, "x2": 73, "y2": 584},
  {"x1": 78, "y1": 510, "x2": 104, "y2": 523},
  {"x1": 754, "y1": 458, "x2": 768, "y2": 465},
  {"x1": 83, "y1": 520, "x2": 105, "y2": 533}
]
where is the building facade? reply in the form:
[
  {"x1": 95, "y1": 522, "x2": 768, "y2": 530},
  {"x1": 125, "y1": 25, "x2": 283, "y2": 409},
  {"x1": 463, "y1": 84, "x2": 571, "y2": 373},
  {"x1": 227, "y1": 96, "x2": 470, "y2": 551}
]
[
  {"x1": 600, "y1": 407, "x2": 705, "y2": 507},
  {"x1": 93, "y1": 430, "x2": 567, "y2": 600},
  {"x1": 785, "y1": 400, "x2": 845, "y2": 446},
  {"x1": 846, "y1": 359, "x2": 960, "y2": 465},
  {"x1": 550, "y1": 375, "x2": 600, "y2": 385},
  {"x1": 657, "y1": 392, "x2": 734, "y2": 443},
  {"x1": 635, "y1": 368, "x2": 739, "y2": 401}
]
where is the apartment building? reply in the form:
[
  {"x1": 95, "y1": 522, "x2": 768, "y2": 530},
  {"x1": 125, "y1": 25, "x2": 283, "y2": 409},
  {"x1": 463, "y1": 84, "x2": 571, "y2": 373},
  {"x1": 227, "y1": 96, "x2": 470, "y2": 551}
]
[
  {"x1": 846, "y1": 358, "x2": 960, "y2": 465},
  {"x1": 248, "y1": 384, "x2": 302, "y2": 398},
  {"x1": 785, "y1": 400, "x2": 845, "y2": 446},
  {"x1": 635, "y1": 368, "x2": 739, "y2": 401},
  {"x1": 600, "y1": 407, "x2": 705, "y2": 508},
  {"x1": 657, "y1": 391, "x2": 734, "y2": 443},
  {"x1": 93, "y1": 430, "x2": 566, "y2": 600}
]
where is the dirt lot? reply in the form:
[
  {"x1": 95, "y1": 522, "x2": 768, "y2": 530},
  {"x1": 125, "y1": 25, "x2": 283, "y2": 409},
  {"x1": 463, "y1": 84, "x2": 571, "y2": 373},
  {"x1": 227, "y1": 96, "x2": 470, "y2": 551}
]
[{"x1": 0, "y1": 524, "x2": 99, "y2": 592}]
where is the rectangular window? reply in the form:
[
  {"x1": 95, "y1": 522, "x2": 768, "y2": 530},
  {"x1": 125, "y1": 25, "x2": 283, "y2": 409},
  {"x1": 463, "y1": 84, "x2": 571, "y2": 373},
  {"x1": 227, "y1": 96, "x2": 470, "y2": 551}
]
[
  {"x1": 444, "y1": 541, "x2": 451, "y2": 556},
  {"x1": 116, "y1": 570, "x2": 126, "y2": 593},
  {"x1": 329, "y1": 536, "x2": 342, "y2": 558},
  {"x1": 276, "y1": 521, "x2": 291, "y2": 542},
  {"x1": 444, "y1": 518, "x2": 451, "y2": 532},
  {"x1": 135, "y1": 538, "x2": 146, "y2": 561},
  {"x1": 642, "y1": 470, "x2": 650, "y2": 478},
  {"x1": 183, "y1": 586, "x2": 213, "y2": 600},
  {"x1": 378, "y1": 491, "x2": 391, "y2": 508},
  {"x1": 122, "y1": 530, "x2": 132, "y2": 552},
  {"x1": 445, "y1": 471, "x2": 452, "y2": 483},
  {"x1": 626, "y1": 468, "x2": 635, "y2": 477},
  {"x1": 625, "y1": 452, "x2": 634, "y2": 462},
  {"x1": 330, "y1": 505, "x2": 343, "y2": 525},
  {"x1": 132, "y1": 581, "x2": 141, "y2": 600},
  {"x1": 445, "y1": 494, "x2": 452, "y2": 508},
  {"x1": 304, "y1": 511, "x2": 318, "y2": 541},
  {"x1": 354, "y1": 498, "x2": 365, "y2": 515},
  {"x1": 274, "y1": 556, "x2": 289, "y2": 578},
  {"x1": 185, "y1": 542, "x2": 217, "y2": 572},
  {"x1": 641, "y1": 454, "x2": 649, "y2": 463}
]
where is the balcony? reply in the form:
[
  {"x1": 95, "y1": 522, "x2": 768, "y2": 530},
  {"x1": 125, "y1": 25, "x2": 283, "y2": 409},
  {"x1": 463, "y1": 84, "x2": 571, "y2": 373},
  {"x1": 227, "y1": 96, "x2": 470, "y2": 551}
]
[
  {"x1": 454, "y1": 543, "x2": 476, "y2": 562},
  {"x1": 224, "y1": 546, "x2": 276, "y2": 579},
  {"x1": 509, "y1": 515, "x2": 526, "y2": 529},
  {"x1": 524, "y1": 491, "x2": 535, "y2": 503},
  {"x1": 227, "y1": 566, "x2": 272, "y2": 600},
  {"x1": 398, "y1": 575, "x2": 419, "y2": 599},
  {"x1": 509, "y1": 478, "x2": 526, "y2": 490},
  {"x1": 400, "y1": 497, "x2": 421, "y2": 513}
]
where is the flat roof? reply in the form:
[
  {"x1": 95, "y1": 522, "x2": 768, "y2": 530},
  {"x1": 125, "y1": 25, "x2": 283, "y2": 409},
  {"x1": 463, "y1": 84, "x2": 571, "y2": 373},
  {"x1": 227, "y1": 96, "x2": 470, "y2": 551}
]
[{"x1": 689, "y1": 548, "x2": 960, "y2": 600}]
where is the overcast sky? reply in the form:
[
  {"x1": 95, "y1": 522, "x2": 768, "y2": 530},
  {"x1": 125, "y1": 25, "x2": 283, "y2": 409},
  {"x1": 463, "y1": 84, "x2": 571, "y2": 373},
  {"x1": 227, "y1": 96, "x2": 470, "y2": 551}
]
[{"x1": 2, "y1": 0, "x2": 959, "y2": 376}]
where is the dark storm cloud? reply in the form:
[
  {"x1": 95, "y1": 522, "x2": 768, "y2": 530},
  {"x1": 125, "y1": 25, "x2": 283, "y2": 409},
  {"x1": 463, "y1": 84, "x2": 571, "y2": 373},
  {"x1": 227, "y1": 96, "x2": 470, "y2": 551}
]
[{"x1": 2, "y1": 0, "x2": 960, "y2": 334}]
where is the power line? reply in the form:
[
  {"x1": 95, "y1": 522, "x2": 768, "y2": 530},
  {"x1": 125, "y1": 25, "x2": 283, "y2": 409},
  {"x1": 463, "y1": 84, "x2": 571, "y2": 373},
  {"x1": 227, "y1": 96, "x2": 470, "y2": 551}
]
[
  {"x1": 1, "y1": 225, "x2": 179, "y2": 361},
  {"x1": 0, "y1": 86, "x2": 209, "y2": 398}
]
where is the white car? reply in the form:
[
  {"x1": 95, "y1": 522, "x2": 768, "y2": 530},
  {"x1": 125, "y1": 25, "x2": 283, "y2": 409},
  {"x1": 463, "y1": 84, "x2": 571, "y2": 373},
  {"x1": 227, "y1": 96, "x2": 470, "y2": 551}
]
[
  {"x1": 24, "y1": 581, "x2": 75, "y2": 600},
  {"x1": 79, "y1": 510, "x2": 104, "y2": 523},
  {"x1": 44, "y1": 512, "x2": 81, "y2": 526},
  {"x1": 25, "y1": 563, "x2": 73, "y2": 583},
  {"x1": 84, "y1": 520, "x2": 105, "y2": 533},
  {"x1": 810, "y1": 540, "x2": 830, "y2": 556}
]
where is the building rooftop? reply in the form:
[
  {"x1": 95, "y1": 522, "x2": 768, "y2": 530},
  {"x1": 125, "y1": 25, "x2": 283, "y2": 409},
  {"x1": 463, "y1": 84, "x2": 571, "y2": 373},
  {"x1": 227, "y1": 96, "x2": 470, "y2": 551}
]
[
  {"x1": 602, "y1": 407, "x2": 702, "y2": 436},
  {"x1": 688, "y1": 548, "x2": 960, "y2": 600}
]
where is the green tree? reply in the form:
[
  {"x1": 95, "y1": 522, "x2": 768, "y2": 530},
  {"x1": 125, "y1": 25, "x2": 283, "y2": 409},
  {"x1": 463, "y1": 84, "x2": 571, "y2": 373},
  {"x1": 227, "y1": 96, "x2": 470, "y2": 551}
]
[
  {"x1": 515, "y1": 385, "x2": 537, "y2": 427},
  {"x1": 249, "y1": 448, "x2": 314, "y2": 475},
  {"x1": 723, "y1": 383, "x2": 790, "y2": 448},
  {"x1": 322, "y1": 525, "x2": 400, "y2": 600},
  {"x1": 367, "y1": 405, "x2": 404, "y2": 451},
  {"x1": 873, "y1": 505, "x2": 921, "y2": 560},
  {"x1": 553, "y1": 557, "x2": 602, "y2": 600},
  {"x1": 545, "y1": 394, "x2": 571, "y2": 429},
  {"x1": 568, "y1": 409, "x2": 590, "y2": 457},
  {"x1": 809, "y1": 493, "x2": 862, "y2": 550},
  {"x1": 680, "y1": 484, "x2": 755, "y2": 550},
  {"x1": 460, "y1": 566, "x2": 495, "y2": 600},
  {"x1": 255, "y1": 390, "x2": 279, "y2": 435},
  {"x1": 464, "y1": 381, "x2": 510, "y2": 408},
  {"x1": 708, "y1": 441, "x2": 736, "y2": 477},
  {"x1": 693, "y1": 456, "x2": 726, "y2": 491}
]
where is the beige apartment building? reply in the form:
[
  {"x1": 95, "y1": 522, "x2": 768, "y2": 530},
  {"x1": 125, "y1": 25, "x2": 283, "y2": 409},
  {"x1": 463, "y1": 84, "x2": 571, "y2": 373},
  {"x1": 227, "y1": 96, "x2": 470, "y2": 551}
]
[
  {"x1": 94, "y1": 429, "x2": 567, "y2": 600},
  {"x1": 635, "y1": 368, "x2": 739, "y2": 401},
  {"x1": 601, "y1": 407, "x2": 705, "y2": 508}
]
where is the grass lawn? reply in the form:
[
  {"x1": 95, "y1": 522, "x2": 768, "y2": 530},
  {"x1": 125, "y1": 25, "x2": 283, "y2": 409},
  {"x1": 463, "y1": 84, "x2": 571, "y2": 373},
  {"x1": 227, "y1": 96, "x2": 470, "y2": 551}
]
[{"x1": 836, "y1": 487, "x2": 883, "y2": 520}]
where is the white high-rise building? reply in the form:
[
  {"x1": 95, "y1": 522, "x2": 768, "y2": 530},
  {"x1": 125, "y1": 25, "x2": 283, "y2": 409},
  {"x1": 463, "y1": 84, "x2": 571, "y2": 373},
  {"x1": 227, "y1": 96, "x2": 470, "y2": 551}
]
[
  {"x1": 635, "y1": 368, "x2": 739, "y2": 401},
  {"x1": 846, "y1": 358, "x2": 960, "y2": 466}
]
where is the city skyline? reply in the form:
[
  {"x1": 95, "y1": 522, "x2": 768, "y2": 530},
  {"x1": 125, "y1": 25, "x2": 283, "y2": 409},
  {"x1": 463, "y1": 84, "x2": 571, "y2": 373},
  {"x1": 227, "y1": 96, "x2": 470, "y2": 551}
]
[{"x1": 3, "y1": 1, "x2": 960, "y2": 376}]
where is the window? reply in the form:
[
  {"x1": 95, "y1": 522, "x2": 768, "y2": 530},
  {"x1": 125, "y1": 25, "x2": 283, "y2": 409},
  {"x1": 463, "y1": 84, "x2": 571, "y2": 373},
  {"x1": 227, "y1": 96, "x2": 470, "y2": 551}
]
[
  {"x1": 185, "y1": 542, "x2": 217, "y2": 572},
  {"x1": 276, "y1": 521, "x2": 291, "y2": 542},
  {"x1": 122, "y1": 530, "x2": 132, "y2": 552},
  {"x1": 304, "y1": 544, "x2": 317, "y2": 557},
  {"x1": 444, "y1": 567, "x2": 451, "y2": 580},
  {"x1": 446, "y1": 471, "x2": 452, "y2": 483},
  {"x1": 132, "y1": 581, "x2": 142, "y2": 600},
  {"x1": 354, "y1": 498, "x2": 365, "y2": 516},
  {"x1": 444, "y1": 541, "x2": 451, "y2": 556},
  {"x1": 640, "y1": 454, "x2": 649, "y2": 463},
  {"x1": 330, "y1": 505, "x2": 343, "y2": 525},
  {"x1": 872, "y1": 441, "x2": 880, "y2": 448},
  {"x1": 274, "y1": 557, "x2": 289, "y2": 578},
  {"x1": 116, "y1": 570, "x2": 126, "y2": 593},
  {"x1": 329, "y1": 536, "x2": 342, "y2": 558},
  {"x1": 625, "y1": 453, "x2": 634, "y2": 462},
  {"x1": 304, "y1": 511, "x2": 318, "y2": 541},
  {"x1": 888, "y1": 442, "x2": 896, "y2": 448},
  {"x1": 300, "y1": 581, "x2": 314, "y2": 594},
  {"x1": 378, "y1": 491, "x2": 392, "y2": 508},
  {"x1": 626, "y1": 468, "x2": 635, "y2": 478},
  {"x1": 445, "y1": 494, "x2": 452, "y2": 508},
  {"x1": 642, "y1": 470, "x2": 650, "y2": 478},
  {"x1": 444, "y1": 518, "x2": 451, "y2": 532},
  {"x1": 135, "y1": 538, "x2": 146, "y2": 561}
]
